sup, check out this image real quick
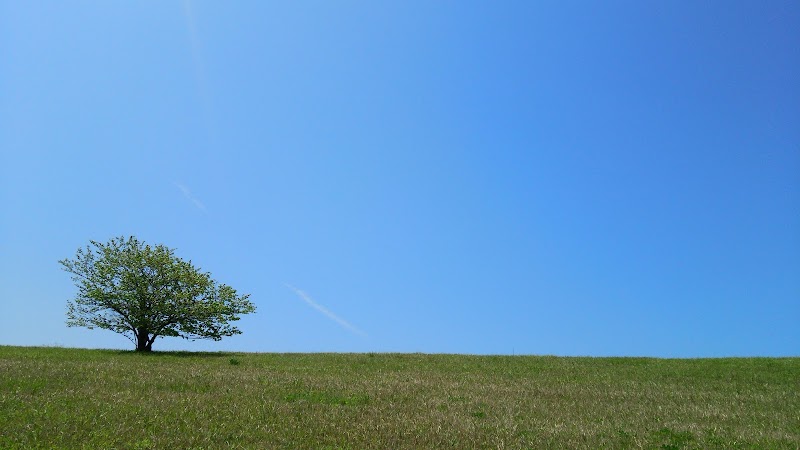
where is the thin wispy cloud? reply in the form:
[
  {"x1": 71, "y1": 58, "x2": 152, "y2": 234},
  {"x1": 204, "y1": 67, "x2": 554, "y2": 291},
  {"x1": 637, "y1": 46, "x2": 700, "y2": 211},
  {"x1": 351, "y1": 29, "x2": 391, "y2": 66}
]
[
  {"x1": 285, "y1": 284, "x2": 367, "y2": 338},
  {"x1": 174, "y1": 182, "x2": 207, "y2": 212},
  {"x1": 182, "y1": 0, "x2": 217, "y2": 141}
]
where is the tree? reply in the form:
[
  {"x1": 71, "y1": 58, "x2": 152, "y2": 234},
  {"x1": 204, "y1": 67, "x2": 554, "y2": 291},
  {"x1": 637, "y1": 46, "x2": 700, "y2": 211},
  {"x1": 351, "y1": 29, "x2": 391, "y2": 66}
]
[{"x1": 60, "y1": 236, "x2": 255, "y2": 352}]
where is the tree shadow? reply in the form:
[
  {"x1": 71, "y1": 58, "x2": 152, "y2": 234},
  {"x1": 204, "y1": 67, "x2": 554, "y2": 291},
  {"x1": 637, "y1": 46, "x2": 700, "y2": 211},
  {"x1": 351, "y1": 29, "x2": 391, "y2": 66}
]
[{"x1": 115, "y1": 350, "x2": 235, "y2": 358}]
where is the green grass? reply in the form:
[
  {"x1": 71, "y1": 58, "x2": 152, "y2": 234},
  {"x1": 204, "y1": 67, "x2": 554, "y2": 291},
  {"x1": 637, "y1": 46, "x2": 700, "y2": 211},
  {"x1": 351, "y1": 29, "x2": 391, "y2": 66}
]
[{"x1": 1, "y1": 346, "x2": 798, "y2": 449}]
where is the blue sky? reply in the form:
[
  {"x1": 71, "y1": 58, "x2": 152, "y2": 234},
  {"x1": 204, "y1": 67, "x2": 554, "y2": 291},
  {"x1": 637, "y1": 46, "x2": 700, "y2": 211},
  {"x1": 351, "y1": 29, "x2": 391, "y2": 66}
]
[{"x1": 1, "y1": 1, "x2": 798, "y2": 357}]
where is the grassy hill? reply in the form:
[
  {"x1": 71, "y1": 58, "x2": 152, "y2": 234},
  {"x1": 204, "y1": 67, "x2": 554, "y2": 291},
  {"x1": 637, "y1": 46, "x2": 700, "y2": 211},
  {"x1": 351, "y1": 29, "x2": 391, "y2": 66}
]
[{"x1": 1, "y1": 346, "x2": 797, "y2": 449}]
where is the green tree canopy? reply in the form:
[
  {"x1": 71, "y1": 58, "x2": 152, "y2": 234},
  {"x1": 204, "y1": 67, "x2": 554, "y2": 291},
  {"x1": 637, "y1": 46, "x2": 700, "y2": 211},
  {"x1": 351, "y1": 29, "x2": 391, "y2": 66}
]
[{"x1": 60, "y1": 236, "x2": 255, "y2": 351}]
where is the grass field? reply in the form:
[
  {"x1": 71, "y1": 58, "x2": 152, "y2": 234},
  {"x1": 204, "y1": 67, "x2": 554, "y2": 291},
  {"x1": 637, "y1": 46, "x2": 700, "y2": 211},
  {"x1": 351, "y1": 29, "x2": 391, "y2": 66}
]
[{"x1": 1, "y1": 346, "x2": 798, "y2": 449}]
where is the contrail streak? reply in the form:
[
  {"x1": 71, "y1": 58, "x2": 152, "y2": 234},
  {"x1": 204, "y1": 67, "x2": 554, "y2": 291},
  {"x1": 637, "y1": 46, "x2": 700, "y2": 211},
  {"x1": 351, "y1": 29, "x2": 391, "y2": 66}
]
[
  {"x1": 174, "y1": 182, "x2": 207, "y2": 212},
  {"x1": 285, "y1": 284, "x2": 367, "y2": 337},
  {"x1": 182, "y1": 0, "x2": 217, "y2": 141}
]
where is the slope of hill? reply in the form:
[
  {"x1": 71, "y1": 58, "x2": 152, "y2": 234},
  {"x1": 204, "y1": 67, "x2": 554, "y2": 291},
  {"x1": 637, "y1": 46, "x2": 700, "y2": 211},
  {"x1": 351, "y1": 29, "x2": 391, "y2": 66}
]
[{"x1": 1, "y1": 346, "x2": 797, "y2": 448}]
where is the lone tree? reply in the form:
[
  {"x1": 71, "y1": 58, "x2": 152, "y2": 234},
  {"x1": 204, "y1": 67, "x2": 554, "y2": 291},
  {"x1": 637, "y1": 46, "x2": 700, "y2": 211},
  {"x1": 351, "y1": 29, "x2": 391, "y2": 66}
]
[{"x1": 60, "y1": 236, "x2": 255, "y2": 352}]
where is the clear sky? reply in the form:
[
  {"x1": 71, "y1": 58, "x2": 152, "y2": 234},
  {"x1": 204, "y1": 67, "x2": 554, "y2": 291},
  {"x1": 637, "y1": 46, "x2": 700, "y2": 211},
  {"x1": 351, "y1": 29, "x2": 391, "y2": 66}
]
[{"x1": 1, "y1": 1, "x2": 798, "y2": 357}]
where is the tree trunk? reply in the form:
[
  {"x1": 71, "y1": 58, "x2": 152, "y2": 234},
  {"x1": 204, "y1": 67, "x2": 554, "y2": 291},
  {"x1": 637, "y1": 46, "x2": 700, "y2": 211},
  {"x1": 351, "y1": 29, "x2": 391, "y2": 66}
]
[{"x1": 136, "y1": 329, "x2": 152, "y2": 352}]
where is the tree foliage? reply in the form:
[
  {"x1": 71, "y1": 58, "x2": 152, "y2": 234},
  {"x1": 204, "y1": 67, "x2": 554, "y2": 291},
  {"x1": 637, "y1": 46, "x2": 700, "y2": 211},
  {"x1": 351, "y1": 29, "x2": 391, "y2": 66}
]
[{"x1": 60, "y1": 236, "x2": 255, "y2": 351}]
